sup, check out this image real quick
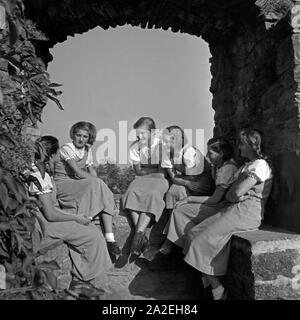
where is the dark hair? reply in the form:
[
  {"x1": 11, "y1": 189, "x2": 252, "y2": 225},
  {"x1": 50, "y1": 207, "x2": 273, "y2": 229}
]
[
  {"x1": 133, "y1": 117, "x2": 156, "y2": 131},
  {"x1": 35, "y1": 135, "x2": 59, "y2": 160},
  {"x1": 165, "y1": 125, "x2": 189, "y2": 148},
  {"x1": 239, "y1": 128, "x2": 269, "y2": 161},
  {"x1": 69, "y1": 121, "x2": 96, "y2": 145},
  {"x1": 207, "y1": 136, "x2": 234, "y2": 162},
  {"x1": 41, "y1": 136, "x2": 59, "y2": 155}
]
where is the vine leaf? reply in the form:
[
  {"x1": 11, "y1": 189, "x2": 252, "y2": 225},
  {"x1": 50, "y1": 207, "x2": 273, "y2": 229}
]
[
  {"x1": 0, "y1": 134, "x2": 15, "y2": 149},
  {"x1": 0, "y1": 183, "x2": 9, "y2": 210},
  {"x1": 3, "y1": 172, "x2": 24, "y2": 204},
  {"x1": 49, "y1": 83, "x2": 62, "y2": 88},
  {"x1": 46, "y1": 93, "x2": 64, "y2": 110}
]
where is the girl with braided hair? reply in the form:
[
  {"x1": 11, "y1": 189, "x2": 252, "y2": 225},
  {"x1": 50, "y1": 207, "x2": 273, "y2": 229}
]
[{"x1": 182, "y1": 128, "x2": 273, "y2": 300}]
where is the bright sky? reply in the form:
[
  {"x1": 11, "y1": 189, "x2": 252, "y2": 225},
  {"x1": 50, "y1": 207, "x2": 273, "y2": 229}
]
[{"x1": 40, "y1": 25, "x2": 214, "y2": 165}]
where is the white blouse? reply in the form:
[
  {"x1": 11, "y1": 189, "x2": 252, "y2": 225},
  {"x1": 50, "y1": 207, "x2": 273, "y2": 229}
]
[
  {"x1": 236, "y1": 159, "x2": 272, "y2": 182},
  {"x1": 129, "y1": 135, "x2": 161, "y2": 165},
  {"x1": 59, "y1": 142, "x2": 93, "y2": 166},
  {"x1": 28, "y1": 164, "x2": 53, "y2": 195},
  {"x1": 161, "y1": 144, "x2": 205, "y2": 175}
]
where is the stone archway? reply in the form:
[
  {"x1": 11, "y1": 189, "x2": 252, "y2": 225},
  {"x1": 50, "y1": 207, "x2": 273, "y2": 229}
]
[
  {"x1": 24, "y1": 0, "x2": 295, "y2": 151},
  {"x1": 23, "y1": 0, "x2": 300, "y2": 233},
  {"x1": 2, "y1": 0, "x2": 300, "y2": 300}
]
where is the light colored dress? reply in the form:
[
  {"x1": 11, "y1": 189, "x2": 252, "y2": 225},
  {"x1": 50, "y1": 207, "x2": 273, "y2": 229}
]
[
  {"x1": 165, "y1": 159, "x2": 238, "y2": 248},
  {"x1": 183, "y1": 158, "x2": 273, "y2": 276},
  {"x1": 28, "y1": 164, "x2": 113, "y2": 287},
  {"x1": 121, "y1": 135, "x2": 169, "y2": 222},
  {"x1": 161, "y1": 144, "x2": 215, "y2": 209},
  {"x1": 54, "y1": 142, "x2": 116, "y2": 218}
]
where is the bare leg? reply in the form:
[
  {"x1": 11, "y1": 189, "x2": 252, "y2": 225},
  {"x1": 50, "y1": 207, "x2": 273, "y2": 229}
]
[
  {"x1": 100, "y1": 211, "x2": 121, "y2": 255},
  {"x1": 130, "y1": 212, "x2": 152, "y2": 254},
  {"x1": 101, "y1": 212, "x2": 113, "y2": 233},
  {"x1": 136, "y1": 212, "x2": 152, "y2": 233},
  {"x1": 205, "y1": 274, "x2": 226, "y2": 300},
  {"x1": 206, "y1": 275, "x2": 221, "y2": 289},
  {"x1": 130, "y1": 210, "x2": 139, "y2": 228}
]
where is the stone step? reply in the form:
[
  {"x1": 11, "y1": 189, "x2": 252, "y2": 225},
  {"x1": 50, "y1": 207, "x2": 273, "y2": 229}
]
[{"x1": 227, "y1": 225, "x2": 300, "y2": 300}]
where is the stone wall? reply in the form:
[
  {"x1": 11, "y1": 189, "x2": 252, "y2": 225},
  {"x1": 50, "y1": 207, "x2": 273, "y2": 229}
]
[
  {"x1": 227, "y1": 227, "x2": 300, "y2": 300},
  {"x1": 210, "y1": 15, "x2": 297, "y2": 154}
]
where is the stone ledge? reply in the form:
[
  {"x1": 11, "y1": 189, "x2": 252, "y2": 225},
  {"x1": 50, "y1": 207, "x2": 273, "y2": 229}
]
[
  {"x1": 35, "y1": 241, "x2": 72, "y2": 290},
  {"x1": 232, "y1": 226, "x2": 300, "y2": 255},
  {"x1": 227, "y1": 225, "x2": 300, "y2": 300},
  {"x1": 35, "y1": 239, "x2": 65, "y2": 256}
]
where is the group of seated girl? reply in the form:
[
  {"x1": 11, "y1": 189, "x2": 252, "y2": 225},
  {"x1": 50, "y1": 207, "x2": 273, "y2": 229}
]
[
  {"x1": 26, "y1": 116, "x2": 273, "y2": 298},
  {"x1": 122, "y1": 117, "x2": 273, "y2": 300}
]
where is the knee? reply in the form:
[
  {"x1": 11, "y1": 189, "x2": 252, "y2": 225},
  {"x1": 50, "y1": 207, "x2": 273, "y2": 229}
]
[
  {"x1": 173, "y1": 204, "x2": 186, "y2": 217},
  {"x1": 169, "y1": 185, "x2": 185, "y2": 196},
  {"x1": 170, "y1": 207, "x2": 182, "y2": 223}
]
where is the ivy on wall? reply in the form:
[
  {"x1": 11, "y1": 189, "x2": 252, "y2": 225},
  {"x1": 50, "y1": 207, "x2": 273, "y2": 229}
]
[{"x1": 0, "y1": 0, "x2": 64, "y2": 298}]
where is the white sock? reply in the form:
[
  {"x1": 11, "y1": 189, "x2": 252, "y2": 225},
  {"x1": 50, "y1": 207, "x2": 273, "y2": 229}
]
[
  {"x1": 212, "y1": 285, "x2": 225, "y2": 300},
  {"x1": 202, "y1": 276, "x2": 210, "y2": 289},
  {"x1": 105, "y1": 233, "x2": 115, "y2": 242}
]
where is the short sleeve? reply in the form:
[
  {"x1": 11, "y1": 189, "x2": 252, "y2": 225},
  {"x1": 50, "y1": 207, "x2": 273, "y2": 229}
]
[
  {"x1": 86, "y1": 148, "x2": 94, "y2": 166},
  {"x1": 28, "y1": 171, "x2": 53, "y2": 195},
  {"x1": 215, "y1": 164, "x2": 239, "y2": 189},
  {"x1": 129, "y1": 142, "x2": 140, "y2": 165},
  {"x1": 183, "y1": 146, "x2": 197, "y2": 169},
  {"x1": 59, "y1": 144, "x2": 76, "y2": 161},
  {"x1": 244, "y1": 159, "x2": 272, "y2": 182}
]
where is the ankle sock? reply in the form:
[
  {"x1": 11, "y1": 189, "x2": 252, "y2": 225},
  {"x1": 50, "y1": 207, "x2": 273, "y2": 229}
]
[
  {"x1": 212, "y1": 285, "x2": 225, "y2": 300},
  {"x1": 105, "y1": 233, "x2": 115, "y2": 242}
]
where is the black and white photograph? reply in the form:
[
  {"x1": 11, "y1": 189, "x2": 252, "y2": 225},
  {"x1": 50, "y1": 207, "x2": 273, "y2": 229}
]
[{"x1": 0, "y1": 0, "x2": 300, "y2": 312}]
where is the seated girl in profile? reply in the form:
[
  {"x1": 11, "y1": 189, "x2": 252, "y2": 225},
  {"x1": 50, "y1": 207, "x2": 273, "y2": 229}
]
[
  {"x1": 122, "y1": 117, "x2": 169, "y2": 256},
  {"x1": 53, "y1": 121, "x2": 120, "y2": 256},
  {"x1": 161, "y1": 125, "x2": 215, "y2": 211},
  {"x1": 28, "y1": 136, "x2": 113, "y2": 289},
  {"x1": 183, "y1": 128, "x2": 273, "y2": 300},
  {"x1": 150, "y1": 136, "x2": 238, "y2": 258}
]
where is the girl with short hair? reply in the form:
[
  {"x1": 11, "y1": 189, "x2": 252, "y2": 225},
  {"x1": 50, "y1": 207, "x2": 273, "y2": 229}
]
[
  {"x1": 54, "y1": 121, "x2": 121, "y2": 256},
  {"x1": 161, "y1": 125, "x2": 215, "y2": 210},
  {"x1": 122, "y1": 117, "x2": 169, "y2": 256}
]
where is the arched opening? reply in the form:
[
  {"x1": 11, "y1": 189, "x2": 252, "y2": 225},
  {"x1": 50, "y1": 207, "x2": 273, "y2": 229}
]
[{"x1": 40, "y1": 26, "x2": 214, "y2": 164}]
